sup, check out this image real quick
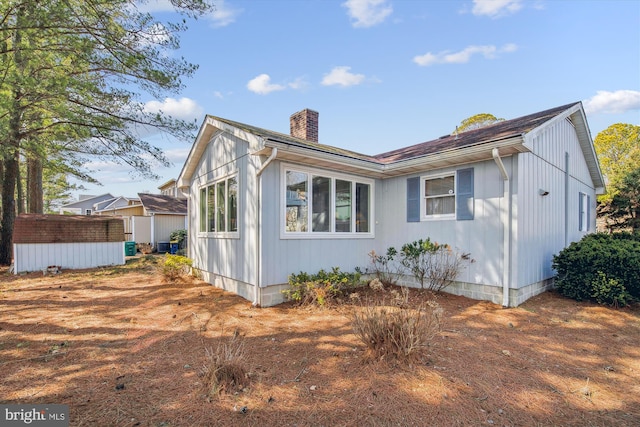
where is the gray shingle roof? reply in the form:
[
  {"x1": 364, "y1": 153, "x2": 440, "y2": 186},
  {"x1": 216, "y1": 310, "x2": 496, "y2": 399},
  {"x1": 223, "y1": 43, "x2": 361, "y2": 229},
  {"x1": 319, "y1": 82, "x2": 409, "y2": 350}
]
[{"x1": 138, "y1": 193, "x2": 187, "y2": 214}]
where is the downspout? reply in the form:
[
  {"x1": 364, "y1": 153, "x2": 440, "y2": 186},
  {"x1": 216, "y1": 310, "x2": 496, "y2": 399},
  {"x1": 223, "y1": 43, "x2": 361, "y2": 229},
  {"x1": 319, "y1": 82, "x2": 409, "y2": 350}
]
[
  {"x1": 254, "y1": 146, "x2": 278, "y2": 306},
  {"x1": 492, "y1": 148, "x2": 511, "y2": 307}
]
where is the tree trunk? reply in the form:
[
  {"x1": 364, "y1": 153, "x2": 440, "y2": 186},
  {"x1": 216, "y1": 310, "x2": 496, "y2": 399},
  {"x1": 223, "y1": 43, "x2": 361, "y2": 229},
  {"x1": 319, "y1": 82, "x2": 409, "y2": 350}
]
[
  {"x1": 0, "y1": 5, "x2": 24, "y2": 265},
  {"x1": 27, "y1": 157, "x2": 44, "y2": 213},
  {"x1": 0, "y1": 110, "x2": 20, "y2": 265}
]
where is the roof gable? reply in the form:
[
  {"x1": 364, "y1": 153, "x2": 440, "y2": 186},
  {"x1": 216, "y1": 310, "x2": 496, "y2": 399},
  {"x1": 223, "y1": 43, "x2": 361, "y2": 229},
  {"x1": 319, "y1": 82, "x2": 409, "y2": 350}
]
[{"x1": 61, "y1": 193, "x2": 114, "y2": 209}]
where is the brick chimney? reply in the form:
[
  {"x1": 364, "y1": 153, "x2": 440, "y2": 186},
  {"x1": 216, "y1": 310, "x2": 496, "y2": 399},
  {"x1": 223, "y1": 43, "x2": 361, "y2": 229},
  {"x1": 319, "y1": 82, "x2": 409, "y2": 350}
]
[{"x1": 290, "y1": 109, "x2": 319, "y2": 142}]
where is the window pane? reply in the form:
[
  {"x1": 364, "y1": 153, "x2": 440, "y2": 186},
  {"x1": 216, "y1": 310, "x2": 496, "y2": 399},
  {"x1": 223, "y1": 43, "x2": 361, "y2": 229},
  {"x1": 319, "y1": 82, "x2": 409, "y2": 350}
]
[
  {"x1": 335, "y1": 179, "x2": 352, "y2": 232},
  {"x1": 356, "y1": 183, "x2": 370, "y2": 232},
  {"x1": 426, "y1": 195, "x2": 455, "y2": 215},
  {"x1": 425, "y1": 176, "x2": 454, "y2": 196},
  {"x1": 217, "y1": 181, "x2": 226, "y2": 232},
  {"x1": 312, "y1": 176, "x2": 330, "y2": 232},
  {"x1": 228, "y1": 177, "x2": 238, "y2": 232},
  {"x1": 286, "y1": 171, "x2": 308, "y2": 232},
  {"x1": 199, "y1": 187, "x2": 207, "y2": 232},
  {"x1": 207, "y1": 185, "x2": 216, "y2": 232}
]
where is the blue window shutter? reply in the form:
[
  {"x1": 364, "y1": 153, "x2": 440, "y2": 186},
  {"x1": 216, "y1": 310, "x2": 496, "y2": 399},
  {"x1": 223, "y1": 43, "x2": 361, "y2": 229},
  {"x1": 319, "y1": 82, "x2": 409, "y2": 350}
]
[
  {"x1": 456, "y1": 168, "x2": 474, "y2": 220},
  {"x1": 579, "y1": 192, "x2": 585, "y2": 231},
  {"x1": 407, "y1": 177, "x2": 420, "y2": 222}
]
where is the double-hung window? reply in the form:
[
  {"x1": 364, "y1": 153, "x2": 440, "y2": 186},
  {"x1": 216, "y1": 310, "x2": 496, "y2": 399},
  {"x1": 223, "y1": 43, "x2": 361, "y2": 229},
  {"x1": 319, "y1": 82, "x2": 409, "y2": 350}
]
[
  {"x1": 423, "y1": 174, "x2": 455, "y2": 218},
  {"x1": 283, "y1": 165, "x2": 373, "y2": 237},
  {"x1": 407, "y1": 168, "x2": 474, "y2": 222},
  {"x1": 199, "y1": 175, "x2": 238, "y2": 235}
]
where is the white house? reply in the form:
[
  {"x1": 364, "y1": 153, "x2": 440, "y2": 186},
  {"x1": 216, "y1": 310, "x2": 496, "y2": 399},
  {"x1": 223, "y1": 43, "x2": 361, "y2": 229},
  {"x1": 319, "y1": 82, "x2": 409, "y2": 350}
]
[{"x1": 177, "y1": 103, "x2": 605, "y2": 307}]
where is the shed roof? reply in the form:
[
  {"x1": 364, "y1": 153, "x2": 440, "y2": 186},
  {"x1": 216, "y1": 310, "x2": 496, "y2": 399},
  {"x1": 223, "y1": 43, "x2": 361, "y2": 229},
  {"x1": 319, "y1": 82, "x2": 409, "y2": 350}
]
[{"x1": 138, "y1": 193, "x2": 187, "y2": 215}]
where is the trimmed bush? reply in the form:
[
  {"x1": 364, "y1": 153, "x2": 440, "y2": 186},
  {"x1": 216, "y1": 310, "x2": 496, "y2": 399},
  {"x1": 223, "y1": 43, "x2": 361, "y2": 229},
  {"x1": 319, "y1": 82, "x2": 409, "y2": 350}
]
[{"x1": 552, "y1": 233, "x2": 640, "y2": 306}]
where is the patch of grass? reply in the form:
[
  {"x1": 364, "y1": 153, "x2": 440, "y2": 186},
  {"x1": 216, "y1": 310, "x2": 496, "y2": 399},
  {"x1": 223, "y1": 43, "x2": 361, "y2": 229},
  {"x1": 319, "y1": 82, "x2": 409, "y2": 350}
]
[{"x1": 200, "y1": 333, "x2": 249, "y2": 398}]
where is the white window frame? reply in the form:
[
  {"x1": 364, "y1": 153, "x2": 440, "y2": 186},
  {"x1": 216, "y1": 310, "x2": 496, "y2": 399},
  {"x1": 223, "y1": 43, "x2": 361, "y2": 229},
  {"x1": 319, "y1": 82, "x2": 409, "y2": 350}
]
[
  {"x1": 420, "y1": 172, "x2": 456, "y2": 220},
  {"x1": 280, "y1": 163, "x2": 374, "y2": 239},
  {"x1": 197, "y1": 173, "x2": 240, "y2": 239}
]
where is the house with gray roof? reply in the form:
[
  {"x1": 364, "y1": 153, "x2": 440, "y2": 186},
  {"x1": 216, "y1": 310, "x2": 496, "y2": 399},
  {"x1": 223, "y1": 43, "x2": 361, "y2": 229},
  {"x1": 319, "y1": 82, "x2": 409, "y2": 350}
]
[{"x1": 177, "y1": 103, "x2": 604, "y2": 307}]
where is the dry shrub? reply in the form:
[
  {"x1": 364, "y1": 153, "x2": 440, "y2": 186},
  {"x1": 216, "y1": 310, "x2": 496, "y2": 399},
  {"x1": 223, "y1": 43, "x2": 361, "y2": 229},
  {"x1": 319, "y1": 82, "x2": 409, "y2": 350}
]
[
  {"x1": 201, "y1": 334, "x2": 249, "y2": 397},
  {"x1": 352, "y1": 295, "x2": 442, "y2": 363}
]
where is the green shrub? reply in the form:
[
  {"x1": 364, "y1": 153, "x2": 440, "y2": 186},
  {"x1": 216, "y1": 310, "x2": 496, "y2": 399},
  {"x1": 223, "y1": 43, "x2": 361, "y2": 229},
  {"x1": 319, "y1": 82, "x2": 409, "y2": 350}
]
[
  {"x1": 162, "y1": 254, "x2": 193, "y2": 281},
  {"x1": 283, "y1": 267, "x2": 362, "y2": 306},
  {"x1": 170, "y1": 229, "x2": 188, "y2": 249},
  {"x1": 552, "y1": 233, "x2": 640, "y2": 306},
  {"x1": 399, "y1": 238, "x2": 467, "y2": 291},
  {"x1": 591, "y1": 272, "x2": 632, "y2": 308}
]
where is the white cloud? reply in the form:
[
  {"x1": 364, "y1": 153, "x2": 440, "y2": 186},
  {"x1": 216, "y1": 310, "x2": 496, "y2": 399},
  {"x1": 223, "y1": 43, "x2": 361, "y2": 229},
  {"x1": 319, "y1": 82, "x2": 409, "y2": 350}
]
[
  {"x1": 135, "y1": 0, "x2": 174, "y2": 13},
  {"x1": 163, "y1": 147, "x2": 191, "y2": 164},
  {"x1": 208, "y1": 0, "x2": 243, "y2": 28},
  {"x1": 144, "y1": 97, "x2": 204, "y2": 121},
  {"x1": 321, "y1": 66, "x2": 366, "y2": 87},
  {"x1": 583, "y1": 90, "x2": 640, "y2": 114},
  {"x1": 342, "y1": 0, "x2": 393, "y2": 28},
  {"x1": 247, "y1": 74, "x2": 286, "y2": 95},
  {"x1": 413, "y1": 43, "x2": 518, "y2": 66},
  {"x1": 471, "y1": 0, "x2": 523, "y2": 18}
]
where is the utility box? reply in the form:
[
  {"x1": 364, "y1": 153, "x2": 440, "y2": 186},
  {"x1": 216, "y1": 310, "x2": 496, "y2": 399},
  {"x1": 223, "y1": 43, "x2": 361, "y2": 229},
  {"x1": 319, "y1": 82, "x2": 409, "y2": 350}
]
[
  {"x1": 157, "y1": 242, "x2": 170, "y2": 253},
  {"x1": 124, "y1": 241, "x2": 136, "y2": 256}
]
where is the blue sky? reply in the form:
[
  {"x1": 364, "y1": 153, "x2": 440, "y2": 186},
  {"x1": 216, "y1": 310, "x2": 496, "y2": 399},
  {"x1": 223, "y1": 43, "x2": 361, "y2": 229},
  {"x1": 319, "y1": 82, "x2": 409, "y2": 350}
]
[{"x1": 79, "y1": 0, "x2": 640, "y2": 200}]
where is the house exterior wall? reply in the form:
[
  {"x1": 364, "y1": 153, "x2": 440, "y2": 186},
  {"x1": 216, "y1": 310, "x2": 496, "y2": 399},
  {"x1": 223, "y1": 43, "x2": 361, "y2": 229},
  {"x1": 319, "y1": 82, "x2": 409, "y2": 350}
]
[
  {"x1": 258, "y1": 160, "x2": 376, "y2": 289},
  {"x1": 187, "y1": 130, "x2": 260, "y2": 301},
  {"x1": 376, "y1": 159, "x2": 508, "y2": 296},
  {"x1": 514, "y1": 117, "x2": 598, "y2": 300}
]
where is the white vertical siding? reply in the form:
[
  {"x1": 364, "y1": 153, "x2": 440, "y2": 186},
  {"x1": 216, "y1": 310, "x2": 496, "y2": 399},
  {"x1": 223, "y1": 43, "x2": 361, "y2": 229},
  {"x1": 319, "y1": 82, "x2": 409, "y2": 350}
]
[
  {"x1": 187, "y1": 131, "x2": 258, "y2": 287},
  {"x1": 517, "y1": 117, "x2": 597, "y2": 287},
  {"x1": 259, "y1": 161, "x2": 376, "y2": 285},
  {"x1": 377, "y1": 160, "x2": 507, "y2": 287},
  {"x1": 131, "y1": 216, "x2": 152, "y2": 243},
  {"x1": 13, "y1": 242, "x2": 125, "y2": 273},
  {"x1": 154, "y1": 215, "x2": 187, "y2": 243}
]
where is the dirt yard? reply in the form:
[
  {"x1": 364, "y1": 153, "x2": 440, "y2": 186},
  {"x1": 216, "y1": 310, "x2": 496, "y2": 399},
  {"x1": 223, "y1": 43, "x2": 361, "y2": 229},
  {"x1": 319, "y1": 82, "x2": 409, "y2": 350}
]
[{"x1": 1, "y1": 256, "x2": 639, "y2": 426}]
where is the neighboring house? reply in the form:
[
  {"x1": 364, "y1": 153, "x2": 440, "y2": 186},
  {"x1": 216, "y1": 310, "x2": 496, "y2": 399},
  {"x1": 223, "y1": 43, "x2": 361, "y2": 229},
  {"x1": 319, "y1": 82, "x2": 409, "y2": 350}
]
[
  {"x1": 59, "y1": 193, "x2": 114, "y2": 215},
  {"x1": 93, "y1": 196, "x2": 143, "y2": 241},
  {"x1": 158, "y1": 178, "x2": 188, "y2": 198},
  {"x1": 92, "y1": 193, "x2": 187, "y2": 251},
  {"x1": 177, "y1": 103, "x2": 605, "y2": 307}
]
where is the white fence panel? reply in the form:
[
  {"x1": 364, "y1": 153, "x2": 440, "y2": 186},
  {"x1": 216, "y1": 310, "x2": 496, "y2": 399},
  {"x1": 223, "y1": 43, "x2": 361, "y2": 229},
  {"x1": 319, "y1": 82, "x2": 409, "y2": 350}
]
[{"x1": 13, "y1": 242, "x2": 125, "y2": 274}]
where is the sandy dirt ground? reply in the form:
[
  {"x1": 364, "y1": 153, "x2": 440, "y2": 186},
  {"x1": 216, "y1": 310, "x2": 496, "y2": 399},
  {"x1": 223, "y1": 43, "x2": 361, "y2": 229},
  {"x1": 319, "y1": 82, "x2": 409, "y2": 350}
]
[{"x1": 1, "y1": 256, "x2": 639, "y2": 426}]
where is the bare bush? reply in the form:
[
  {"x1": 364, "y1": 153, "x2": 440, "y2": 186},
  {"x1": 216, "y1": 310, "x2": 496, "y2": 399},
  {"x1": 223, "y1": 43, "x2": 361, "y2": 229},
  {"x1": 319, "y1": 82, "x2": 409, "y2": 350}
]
[
  {"x1": 201, "y1": 333, "x2": 249, "y2": 397},
  {"x1": 351, "y1": 296, "x2": 443, "y2": 363}
]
